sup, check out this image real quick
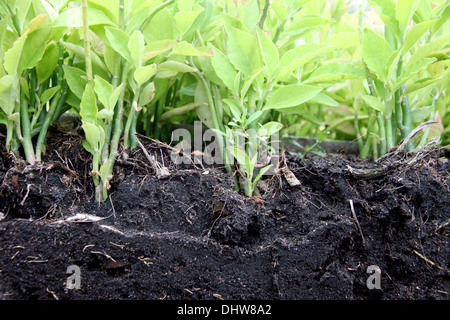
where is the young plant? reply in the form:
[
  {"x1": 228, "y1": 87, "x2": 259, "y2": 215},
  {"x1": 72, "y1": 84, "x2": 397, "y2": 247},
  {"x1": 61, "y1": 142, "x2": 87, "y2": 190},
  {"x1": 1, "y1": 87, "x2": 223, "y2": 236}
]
[
  {"x1": 357, "y1": 0, "x2": 450, "y2": 158},
  {"x1": 0, "y1": 3, "x2": 70, "y2": 164}
]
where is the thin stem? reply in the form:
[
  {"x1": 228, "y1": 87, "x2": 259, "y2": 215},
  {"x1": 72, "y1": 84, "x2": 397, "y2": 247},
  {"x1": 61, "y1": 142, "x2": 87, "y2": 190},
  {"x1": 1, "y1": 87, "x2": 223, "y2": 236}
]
[{"x1": 81, "y1": 0, "x2": 93, "y2": 85}]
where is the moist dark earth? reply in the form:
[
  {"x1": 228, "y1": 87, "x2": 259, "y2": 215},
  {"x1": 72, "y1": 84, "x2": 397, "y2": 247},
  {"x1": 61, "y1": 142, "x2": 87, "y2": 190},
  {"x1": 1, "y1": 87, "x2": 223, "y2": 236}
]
[{"x1": 0, "y1": 128, "x2": 448, "y2": 300}]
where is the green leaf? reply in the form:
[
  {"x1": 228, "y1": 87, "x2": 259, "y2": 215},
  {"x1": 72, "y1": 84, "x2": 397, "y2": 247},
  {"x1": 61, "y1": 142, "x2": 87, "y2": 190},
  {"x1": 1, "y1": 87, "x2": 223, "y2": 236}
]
[
  {"x1": 128, "y1": 30, "x2": 145, "y2": 68},
  {"x1": 160, "y1": 102, "x2": 206, "y2": 121},
  {"x1": 277, "y1": 44, "x2": 332, "y2": 80},
  {"x1": 256, "y1": 28, "x2": 279, "y2": 80},
  {"x1": 138, "y1": 82, "x2": 155, "y2": 108},
  {"x1": 402, "y1": 20, "x2": 437, "y2": 53},
  {"x1": 210, "y1": 44, "x2": 237, "y2": 93},
  {"x1": 82, "y1": 121, "x2": 102, "y2": 153},
  {"x1": 94, "y1": 75, "x2": 113, "y2": 110},
  {"x1": 96, "y1": 108, "x2": 114, "y2": 122},
  {"x1": 134, "y1": 64, "x2": 157, "y2": 85},
  {"x1": 362, "y1": 28, "x2": 393, "y2": 82},
  {"x1": 309, "y1": 92, "x2": 339, "y2": 107},
  {"x1": 63, "y1": 65, "x2": 87, "y2": 100},
  {"x1": 158, "y1": 61, "x2": 197, "y2": 73},
  {"x1": 264, "y1": 85, "x2": 322, "y2": 111},
  {"x1": 4, "y1": 31, "x2": 28, "y2": 75},
  {"x1": 227, "y1": 27, "x2": 261, "y2": 77},
  {"x1": 111, "y1": 83, "x2": 126, "y2": 109},
  {"x1": 363, "y1": 95, "x2": 385, "y2": 112},
  {"x1": 142, "y1": 8, "x2": 174, "y2": 42},
  {"x1": 252, "y1": 164, "x2": 272, "y2": 191},
  {"x1": 174, "y1": 6, "x2": 204, "y2": 38},
  {"x1": 395, "y1": 0, "x2": 419, "y2": 38},
  {"x1": 36, "y1": 41, "x2": 59, "y2": 85},
  {"x1": 412, "y1": 105, "x2": 434, "y2": 123},
  {"x1": 170, "y1": 41, "x2": 213, "y2": 57},
  {"x1": 80, "y1": 84, "x2": 98, "y2": 124},
  {"x1": 143, "y1": 40, "x2": 177, "y2": 62},
  {"x1": 284, "y1": 15, "x2": 334, "y2": 36},
  {"x1": 407, "y1": 34, "x2": 450, "y2": 68},
  {"x1": 244, "y1": 111, "x2": 263, "y2": 128},
  {"x1": 194, "y1": 81, "x2": 214, "y2": 128},
  {"x1": 53, "y1": 7, "x2": 115, "y2": 27},
  {"x1": 105, "y1": 26, "x2": 133, "y2": 64},
  {"x1": 240, "y1": 68, "x2": 263, "y2": 98},
  {"x1": 259, "y1": 121, "x2": 283, "y2": 137},
  {"x1": 40, "y1": 86, "x2": 60, "y2": 105},
  {"x1": 60, "y1": 40, "x2": 107, "y2": 72},
  {"x1": 304, "y1": 63, "x2": 365, "y2": 84},
  {"x1": 0, "y1": 75, "x2": 17, "y2": 116},
  {"x1": 229, "y1": 146, "x2": 252, "y2": 174}
]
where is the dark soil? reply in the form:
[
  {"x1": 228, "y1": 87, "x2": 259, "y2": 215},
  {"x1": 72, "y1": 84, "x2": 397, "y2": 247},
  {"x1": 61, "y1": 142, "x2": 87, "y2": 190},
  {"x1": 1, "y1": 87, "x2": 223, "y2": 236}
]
[{"x1": 0, "y1": 128, "x2": 449, "y2": 300}]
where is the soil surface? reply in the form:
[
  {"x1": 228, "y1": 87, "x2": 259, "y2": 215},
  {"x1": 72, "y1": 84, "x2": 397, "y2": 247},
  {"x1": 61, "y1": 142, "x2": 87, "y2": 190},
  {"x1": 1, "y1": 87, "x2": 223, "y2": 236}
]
[{"x1": 0, "y1": 128, "x2": 449, "y2": 300}]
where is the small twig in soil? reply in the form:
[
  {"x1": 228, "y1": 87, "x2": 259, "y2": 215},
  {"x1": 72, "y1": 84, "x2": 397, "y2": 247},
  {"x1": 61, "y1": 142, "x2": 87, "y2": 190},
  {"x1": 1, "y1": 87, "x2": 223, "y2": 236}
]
[
  {"x1": 20, "y1": 184, "x2": 32, "y2": 206},
  {"x1": 349, "y1": 199, "x2": 365, "y2": 246},
  {"x1": 412, "y1": 250, "x2": 442, "y2": 270}
]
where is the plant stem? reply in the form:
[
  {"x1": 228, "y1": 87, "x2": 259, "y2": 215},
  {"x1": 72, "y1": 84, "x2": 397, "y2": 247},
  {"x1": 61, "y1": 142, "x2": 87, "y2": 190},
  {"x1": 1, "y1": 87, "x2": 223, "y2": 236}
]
[
  {"x1": 19, "y1": 86, "x2": 36, "y2": 164},
  {"x1": 81, "y1": 0, "x2": 93, "y2": 85},
  {"x1": 35, "y1": 91, "x2": 62, "y2": 161}
]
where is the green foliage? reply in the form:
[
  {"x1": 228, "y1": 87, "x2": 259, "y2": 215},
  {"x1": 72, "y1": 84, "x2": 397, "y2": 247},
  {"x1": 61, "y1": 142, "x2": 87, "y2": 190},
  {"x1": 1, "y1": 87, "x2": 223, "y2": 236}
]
[{"x1": 0, "y1": 0, "x2": 449, "y2": 201}]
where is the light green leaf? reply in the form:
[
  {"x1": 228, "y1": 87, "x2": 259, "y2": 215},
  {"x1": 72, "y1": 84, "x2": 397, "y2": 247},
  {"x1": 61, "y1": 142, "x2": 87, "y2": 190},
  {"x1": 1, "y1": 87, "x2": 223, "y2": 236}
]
[
  {"x1": 111, "y1": 83, "x2": 126, "y2": 109},
  {"x1": 80, "y1": 84, "x2": 98, "y2": 124},
  {"x1": 264, "y1": 85, "x2": 322, "y2": 111},
  {"x1": 94, "y1": 75, "x2": 113, "y2": 110},
  {"x1": 142, "y1": 8, "x2": 173, "y2": 42},
  {"x1": 284, "y1": 15, "x2": 334, "y2": 36},
  {"x1": 210, "y1": 44, "x2": 237, "y2": 93},
  {"x1": 174, "y1": 6, "x2": 204, "y2": 38},
  {"x1": 143, "y1": 40, "x2": 177, "y2": 62},
  {"x1": 227, "y1": 27, "x2": 261, "y2": 76},
  {"x1": 134, "y1": 64, "x2": 157, "y2": 85},
  {"x1": 0, "y1": 75, "x2": 17, "y2": 116},
  {"x1": 240, "y1": 68, "x2": 263, "y2": 98},
  {"x1": 412, "y1": 105, "x2": 434, "y2": 123},
  {"x1": 53, "y1": 7, "x2": 115, "y2": 27},
  {"x1": 363, "y1": 95, "x2": 385, "y2": 112},
  {"x1": 194, "y1": 81, "x2": 214, "y2": 128},
  {"x1": 244, "y1": 111, "x2": 263, "y2": 128},
  {"x1": 40, "y1": 86, "x2": 60, "y2": 105},
  {"x1": 36, "y1": 41, "x2": 58, "y2": 85},
  {"x1": 309, "y1": 92, "x2": 339, "y2": 106},
  {"x1": 60, "y1": 40, "x2": 107, "y2": 71},
  {"x1": 277, "y1": 44, "x2": 332, "y2": 80},
  {"x1": 256, "y1": 28, "x2": 279, "y2": 79},
  {"x1": 105, "y1": 26, "x2": 133, "y2": 64},
  {"x1": 82, "y1": 121, "x2": 102, "y2": 152},
  {"x1": 96, "y1": 108, "x2": 114, "y2": 122},
  {"x1": 158, "y1": 61, "x2": 197, "y2": 73},
  {"x1": 362, "y1": 28, "x2": 393, "y2": 82},
  {"x1": 170, "y1": 41, "x2": 213, "y2": 57},
  {"x1": 259, "y1": 121, "x2": 283, "y2": 137},
  {"x1": 138, "y1": 82, "x2": 155, "y2": 108},
  {"x1": 407, "y1": 34, "x2": 450, "y2": 68},
  {"x1": 396, "y1": 0, "x2": 419, "y2": 38},
  {"x1": 63, "y1": 65, "x2": 87, "y2": 100},
  {"x1": 4, "y1": 31, "x2": 28, "y2": 75},
  {"x1": 305, "y1": 63, "x2": 365, "y2": 84},
  {"x1": 128, "y1": 30, "x2": 145, "y2": 68},
  {"x1": 252, "y1": 165, "x2": 272, "y2": 190},
  {"x1": 160, "y1": 102, "x2": 206, "y2": 121},
  {"x1": 402, "y1": 20, "x2": 437, "y2": 53}
]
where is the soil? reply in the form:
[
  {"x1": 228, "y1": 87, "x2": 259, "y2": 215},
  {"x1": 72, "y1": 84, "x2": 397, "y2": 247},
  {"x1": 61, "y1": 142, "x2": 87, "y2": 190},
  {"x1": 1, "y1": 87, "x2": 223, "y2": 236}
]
[{"x1": 0, "y1": 127, "x2": 449, "y2": 300}]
